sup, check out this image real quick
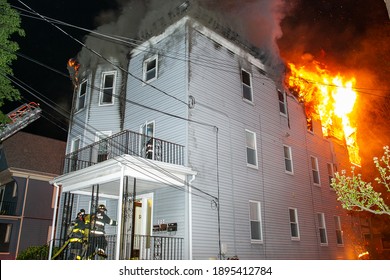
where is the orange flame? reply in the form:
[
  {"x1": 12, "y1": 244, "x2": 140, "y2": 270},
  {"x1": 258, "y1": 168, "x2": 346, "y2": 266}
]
[
  {"x1": 286, "y1": 60, "x2": 361, "y2": 166},
  {"x1": 67, "y1": 58, "x2": 80, "y2": 87}
]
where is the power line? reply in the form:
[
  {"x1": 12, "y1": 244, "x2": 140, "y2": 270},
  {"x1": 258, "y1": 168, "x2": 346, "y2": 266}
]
[
  {"x1": 12, "y1": 3, "x2": 390, "y2": 97},
  {"x1": 3, "y1": 69, "x2": 217, "y2": 203}
]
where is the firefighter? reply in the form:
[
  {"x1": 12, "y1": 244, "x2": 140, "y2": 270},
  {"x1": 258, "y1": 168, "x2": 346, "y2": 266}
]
[
  {"x1": 68, "y1": 209, "x2": 87, "y2": 260},
  {"x1": 88, "y1": 204, "x2": 117, "y2": 259}
]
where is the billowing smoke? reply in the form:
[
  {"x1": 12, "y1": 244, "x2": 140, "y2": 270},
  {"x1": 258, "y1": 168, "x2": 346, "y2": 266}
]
[{"x1": 75, "y1": 0, "x2": 294, "y2": 81}]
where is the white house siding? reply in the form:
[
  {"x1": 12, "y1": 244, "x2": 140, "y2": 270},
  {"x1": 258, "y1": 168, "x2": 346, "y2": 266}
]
[
  {"x1": 67, "y1": 63, "x2": 123, "y2": 153},
  {"x1": 67, "y1": 76, "x2": 91, "y2": 154},
  {"x1": 85, "y1": 64, "x2": 122, "y2": 143},
  {"x1": 187, "y1": 27, "x2": 271, "y2": 259},
  {"x1": 186, "y1": 22, "x2": 355, "y2": 259},
  {"x1": 124, "y1": 25, "x2": 188, "y2": 148}
]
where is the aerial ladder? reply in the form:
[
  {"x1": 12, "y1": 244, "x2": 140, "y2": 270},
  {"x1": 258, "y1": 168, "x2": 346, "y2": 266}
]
[{"x1": 0, "y1": 102, "x2": 42, "y2": 142}]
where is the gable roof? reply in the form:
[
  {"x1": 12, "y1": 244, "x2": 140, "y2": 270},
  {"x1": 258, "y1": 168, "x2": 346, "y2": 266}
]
[{"x1": 1, "y1": 132, "x2": 66, "y2": 175}]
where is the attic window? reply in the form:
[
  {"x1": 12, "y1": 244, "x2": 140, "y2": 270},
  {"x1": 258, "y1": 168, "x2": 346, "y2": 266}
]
[{"x1": 143, "y1": 56, "x2": 158, "y2": 82}]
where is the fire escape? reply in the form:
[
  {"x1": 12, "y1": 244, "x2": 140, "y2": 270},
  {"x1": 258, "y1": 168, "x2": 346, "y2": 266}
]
[{"x1": 0, "y1": 102, "x2": 42, "y2": 142}]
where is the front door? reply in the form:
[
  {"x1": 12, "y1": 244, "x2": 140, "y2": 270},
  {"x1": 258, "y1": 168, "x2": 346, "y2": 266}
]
[{"x1": 132, "y1": 193, "x2": 153, "y2": 259}]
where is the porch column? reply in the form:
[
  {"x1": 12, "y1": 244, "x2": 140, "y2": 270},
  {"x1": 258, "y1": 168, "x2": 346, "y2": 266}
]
[{"x1": 115, "y1": 164, "x2": 125, "y2": 259}]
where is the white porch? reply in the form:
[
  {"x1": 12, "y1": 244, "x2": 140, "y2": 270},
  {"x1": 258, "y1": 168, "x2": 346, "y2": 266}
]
[{"x1": 50, "y1": 154, "x2": 196, "y2": 260}]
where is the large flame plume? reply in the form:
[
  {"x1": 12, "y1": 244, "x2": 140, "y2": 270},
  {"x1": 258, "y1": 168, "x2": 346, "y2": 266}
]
[{"x1": 286, "y1": 59, "x2": 361, "y2": 166}]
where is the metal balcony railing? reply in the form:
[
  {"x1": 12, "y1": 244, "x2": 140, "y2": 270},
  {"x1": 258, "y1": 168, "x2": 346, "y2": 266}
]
[{"x1": 63, "y1": 130, "x2": 185, "y2": 174}]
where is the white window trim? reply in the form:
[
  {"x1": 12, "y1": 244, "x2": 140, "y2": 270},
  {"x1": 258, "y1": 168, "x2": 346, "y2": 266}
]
[
  {"x1": 327, "y1": 162, "x2": 335, "y2": 190},
  {"x1": 5, "y1": 224, "x2": 12, "y2": 243},
  {"x1": 278, "y1": 90, "x2": 287, "y2": 116},
  {"x1": 139, "y1": 121, "x2": 156, "y2": 160},
  {"x1": 143, "y1": 55, "x2": 158, "y2": 84},
  {"x1": 283, "y1": 145, "x2": 294, "y2": 174},
  {"x1": 99, "y1": 71, "x2": 117, "y2": 106},
  {"x1": 71, "y1": 136, "x2": 81, "y2": 153},
  {"x1": 334, "y1": 216, "x2": 344, "y2": 246},
  {"x1": 76, "y1": 79, "x2": 88, "y2": 112},
  {"x1": 289, "y1": 208, "x2": 300, "y2": 240},
  {"x1": 241, "y1": 69, "x2": 254, "y2": 103},
  {"x1": 12, "y1": 182, "x2": 17, "y2": 198},
  {"x1": 0, "y1": 185, "x2": 5, "y2": 210},
  {"x1": 311, "y1": 156, "x2": 321, "y2": 186},
  {"x1": 245, "y1": 129, "x2": 258, "y2": 169},
  {"x1": 249, "y1": 200, "x2": 263, "y2": 243},
  {"x1": 318, "y1": 212, "x2": 328, "y2": 246}
]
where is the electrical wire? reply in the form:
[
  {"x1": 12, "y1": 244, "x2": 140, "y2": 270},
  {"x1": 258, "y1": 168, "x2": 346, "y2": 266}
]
[
  {"x1": 12, "y1": 4, "x2": 390, "y2": 97},
  {"x1": 2, "y1": 69, "x2": 217, "y2": 203}
]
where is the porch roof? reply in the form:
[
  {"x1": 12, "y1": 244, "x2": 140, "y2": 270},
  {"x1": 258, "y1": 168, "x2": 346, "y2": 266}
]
[{"x1": 51, "y1": 154, "x2": 196, "y2": 198}]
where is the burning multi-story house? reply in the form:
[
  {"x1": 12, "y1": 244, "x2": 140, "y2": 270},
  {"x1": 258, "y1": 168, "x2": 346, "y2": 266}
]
[{"x1": 50, "y1": 3, "x2": 365, "y2": 260}]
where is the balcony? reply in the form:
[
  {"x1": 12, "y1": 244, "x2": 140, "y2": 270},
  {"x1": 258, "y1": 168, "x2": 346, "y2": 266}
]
[{"x1": 63, "y1": 130, "x2": 185, "y2": 174}]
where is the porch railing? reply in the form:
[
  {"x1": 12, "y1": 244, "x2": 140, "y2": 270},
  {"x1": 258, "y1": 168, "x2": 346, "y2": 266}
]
[
  {"x1": 50, "y1": 234, "x2": 184, "y2": 260},
  {"x1": 63, "y1": 130, "x2": 185, "y2": 174},
  {"x1": 120, "y1": 234, "x2": 184, "y2": 260}
]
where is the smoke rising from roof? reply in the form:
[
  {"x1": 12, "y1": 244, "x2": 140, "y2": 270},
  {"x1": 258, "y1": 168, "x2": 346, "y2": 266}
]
[{"x1": 75, "y1": 0, "x2": 293, "y2": 79}]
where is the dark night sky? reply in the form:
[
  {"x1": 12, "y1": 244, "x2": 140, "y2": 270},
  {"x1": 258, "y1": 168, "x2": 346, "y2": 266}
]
[{"x1": 7, "y1": 0, "x2": 390, "y2": 149}]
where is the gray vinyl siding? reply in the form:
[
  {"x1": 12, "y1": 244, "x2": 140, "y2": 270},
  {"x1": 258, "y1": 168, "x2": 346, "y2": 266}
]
[
  {"x1": 86, "y1": 65, "x2": 122, "y2": 143},
  {"x1": 188, "y1": 28, "x2": 272, "y2": 259},
  {"x1": 67, "y1": 104, "x2": 88, "y2": 154},
  {"x1": 187, "y1": 25, "x2": 352, "y2": 259},
  {"x1": 125, "y1": 26, "x2": 188, "y2": 148},
  {"x1": 67, "y1": 65, "x2": 122, "y2": 153},
  {"x1": 153, "y1": 187, "x2": 186, "y2": 239}
]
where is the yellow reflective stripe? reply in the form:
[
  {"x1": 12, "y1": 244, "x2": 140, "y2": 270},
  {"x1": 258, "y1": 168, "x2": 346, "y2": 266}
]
[{"x1": 69, "y1": 238, "x2": 83, "y2": 243}]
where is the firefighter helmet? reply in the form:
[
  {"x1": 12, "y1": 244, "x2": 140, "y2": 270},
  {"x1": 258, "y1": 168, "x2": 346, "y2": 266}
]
[{"x1": 98, "y1": 204, "x2": 107, "y2": 212}]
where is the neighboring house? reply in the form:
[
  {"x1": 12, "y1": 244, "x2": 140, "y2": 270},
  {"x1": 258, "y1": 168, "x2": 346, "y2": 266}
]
[
  {"x1": 0, "y1": 132, "x2": 65, "y2": 260},
  {"x1": 52, "y1": 14, "x2": 364, "y2": 260}
]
